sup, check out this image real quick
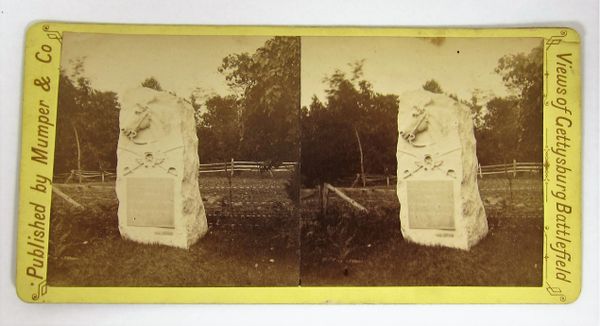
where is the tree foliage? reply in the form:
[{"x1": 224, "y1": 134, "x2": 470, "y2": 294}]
[
  {"x1": 301, "y1": 61, "x2": 399, "y2": 186},
  {"x1": 475, "y1": 96, "x2": 521, "y2": 164},
  {"x1": 217, "y1": 37, "x2": 300, "y2": 164},
  {"x1": 473, "y1": 44, "x2": 543, "y2": 164},
  {"x1": 422, "y1": 79, "x2": 443, "y2": 94},
  {"x1": 54, "y1": 69, "x2": 120, "y2": 173},
  {"x1": 492, "y1": 44, "x2": 543, "y2": 162},
  {"x1": 141, "y1": 76, "x2": 163, "y2": 91},
  {"x1": 196, "y1": 95, "x2": 240, "y2": 163},
  {"x1": 51, "y1": 39, "x2": 542, "y2": 184}
]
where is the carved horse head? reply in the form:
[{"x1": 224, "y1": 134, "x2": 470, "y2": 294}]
[
  {"x1": 399, "y1": 105, "x2": 429, "y2": 147},
  {"x1": 121, "y1": 103, "x2": 152, "y2": 141}
]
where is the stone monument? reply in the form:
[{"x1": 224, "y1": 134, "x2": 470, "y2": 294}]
[
  {"x1": 396, "y1": 89, "x2": 487, "y2": 250},
  {"x1": 116, "y1": 87, "x2": 207, "y2": 249}
]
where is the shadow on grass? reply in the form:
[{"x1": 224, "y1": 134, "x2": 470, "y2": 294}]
[
  {"x1": 48, "y1": 177, "x2": 543, "y2": 287},
  {"x1": 300, "y1": 204, "x2": 543, "y2": 286},
  {"x1": 47, "y1": 186, "x2": 299, "y2": 287}
]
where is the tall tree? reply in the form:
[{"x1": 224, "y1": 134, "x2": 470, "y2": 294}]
[
  {"x1": 55, "y1": 68, "x2": 120, "y2": 174},
  {"x1": 218, "y1": 37, "x2": 300, "y2": 164},
  {"x1": 196, "y1": 95, "x2": 241, "y2": 162},
  {"x1": 301, "y1": 61, "x2": 398, "y2": 186},
  {"x1": 494, "y1": 44, "x2": 543, "y2": 162},
  {"x1": 475, "y1": 96, "x2": 520, "y2": 165}
]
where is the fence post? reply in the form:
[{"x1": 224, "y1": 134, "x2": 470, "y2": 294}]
[
  {"x1": 350, "y1": 173, "x2": 360, "y2": 188},
  {"x1": 478, "y1": 163, "x2": 483, "y2": 178},
  {"x1": 321, "y1": 183, "x2": 329, "y2": 215},
  {"x1": 228, "y1": 158, "x2": 234, "y2": 217},
  {"x1": 505, "y1": 160, "x2": 514, "y2": 208},
  {"x1": 318, "y1": 184, "x2": 323, "y2": 214},
  {"x1": 513, "y1": 159, "x2": 517, "y2": 178},
  {"x1": 101, "y1": 171, "x2": 105, "y2": 183},
  {"x1": 385, "y1": 167, "x2": 390, "y2": 187}
]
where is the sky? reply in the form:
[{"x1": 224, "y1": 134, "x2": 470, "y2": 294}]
[
  {"x1": 301, "y1": 37, "x2": 542, "y2": 107},
  {"x1": 61, "y1": 33, "x2": 541, "y2": 109},
  {"x1": 61, "y1": 32, "x2": 270, "y2": 103}
]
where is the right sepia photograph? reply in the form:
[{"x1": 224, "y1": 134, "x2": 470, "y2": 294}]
[{"x1": 299, "y1": 36, "x2": 544, "y2": 286}]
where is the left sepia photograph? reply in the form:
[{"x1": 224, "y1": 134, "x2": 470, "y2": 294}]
[{"x1": 47, "y1": 33, "x2": 301, "y2": 286}]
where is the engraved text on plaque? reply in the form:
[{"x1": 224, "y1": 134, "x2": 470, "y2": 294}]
[
  {"x1": 126, "y1": 177, "x2": 175, "y2": 228},
  {"x1": 406, "y1": 180, "x2": 455, "y2": 230}
]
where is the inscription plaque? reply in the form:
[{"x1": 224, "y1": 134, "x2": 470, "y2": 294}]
[
  {"x1": 126, "y1": 177, "x2": 175, "y2": 228},
  {"x1": 406, "y1": 180, "x2": 455, "y2": 230}
]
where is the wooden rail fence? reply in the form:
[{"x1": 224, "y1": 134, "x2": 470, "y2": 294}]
[
  {"x1": 55, "y1": 170, "x2": 116, "y2": 183},
  {"x1": 477, "y1": 161, "x2": 542, "y2": 177},
  {"x1": 198, "y1": 160, "x2": 297, "y2": 174},
  {"x1": 347, "y1": 161, "x2": 542, "y2": 187},
  {"x1": 54, "y1": 160, "x2": 540, "y2": 184},
  {"x1": 55, "y1": 160, "x2": 298, "y2": 183}
]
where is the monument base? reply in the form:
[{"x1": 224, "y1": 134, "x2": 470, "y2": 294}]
[
  {"x1": 400, "y1": 223, "x2": 487, "y2": 251},
  {"x1": 116, "y1": 87, "x2": 208, "y2": 250},
  {"x1": 119, "y1": 222, "x2": 207, "y2": 249}
]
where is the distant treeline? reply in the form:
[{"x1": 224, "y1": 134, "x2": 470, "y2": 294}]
[
  {"x1": 54, "y1": 37, "x2": 300, "y2": 174},
  {"x1": 53, "y1": 39, "x2": 542, "y2": 189},
  {"x1": 300, "y1": 45, "x2": 543, "y2": 186}
]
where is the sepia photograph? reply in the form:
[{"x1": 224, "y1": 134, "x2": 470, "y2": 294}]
[
  {"x1": 46, "y1": 32, "x2": 544, "y2": 288},
  {"x1": 47, "y1": 33, "x2": 301, "y2": 286},
  {"x1": 299, "y1": 36, "x2": 544, "y2": 286},
  {"x1": 4, "y1": 0, "x2": 594, "y2": 320}
]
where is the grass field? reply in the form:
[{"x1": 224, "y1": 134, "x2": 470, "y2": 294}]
[
  {"x1": 47, "y1": 173, "x2": 299, "y2": 287},
  {"x1": 300, "y1": 176, "x2": 544, "y2": 286},
  {"x1": 47, "y1": 174, "x2": 543, "y2": 287}
]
